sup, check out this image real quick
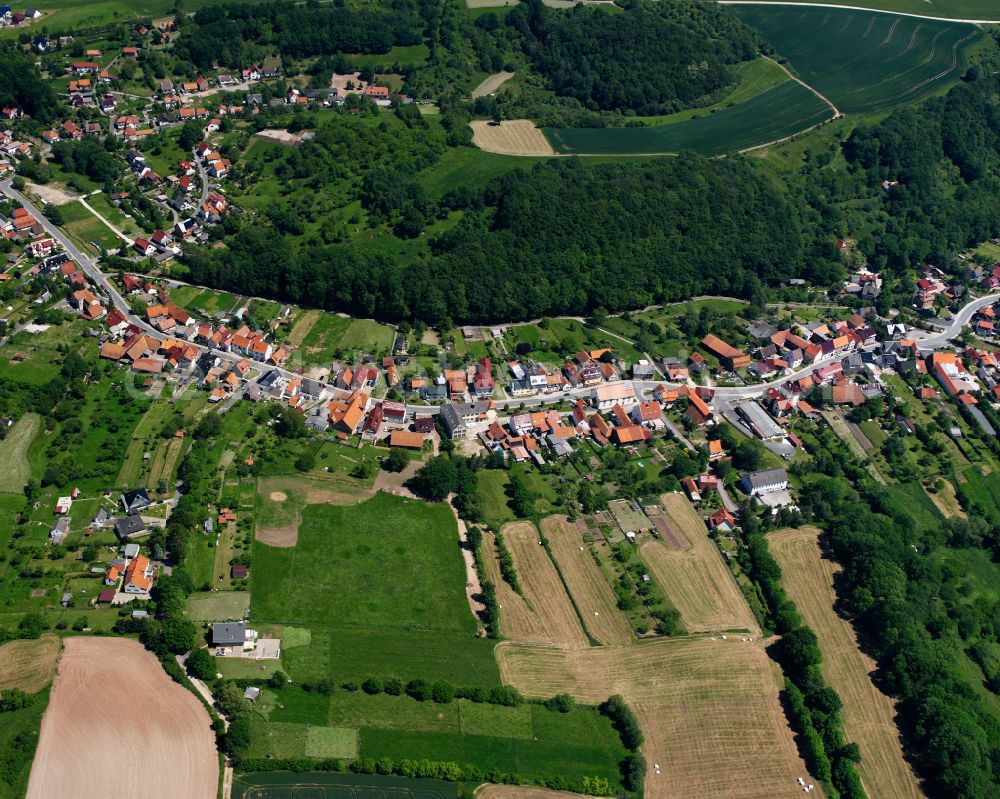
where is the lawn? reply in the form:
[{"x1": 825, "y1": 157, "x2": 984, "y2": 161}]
[
  {"x1": 294, "y1": 311, "x2": 351, "y2": 368},
  {"x1": 547, "y1": 80, "x2": 833, "y2": 156},
  {"x1": 252, "y1": 493, "x2": 473, "y2": 633},
  {"x1": 731, "y1": 6, "x2": 980, "y2": 114},
  {"x1": 0, "y1": 413, "x2": 39, "y2": 493},
  {"x1": 187, "y1": 591, "x2": 251, "y2": 621},
  {"x1": 56, "y1": 200, "x2": 117, "y2": 254},
  {"x1": 339, "y1": 318, "x2": 396, "y2": 355}
]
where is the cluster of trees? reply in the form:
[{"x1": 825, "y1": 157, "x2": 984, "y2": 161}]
[
  {"x1": 50, "y1": 138, "x2": 122, "y2": 185},
  {"x1": 466, "y1": 525, "x2": 500, "y2": 638},
  {"x1": 185, "y1": 154, "x2": 831, "y2": 325},
  {"x1": 174, "y1": 1, "x2": 424, "y2": 69},
  {"x1": 598, "y1": 695, "x2": 646, "y2": 792},
  {"x1": 492, "y1": 529, "x2": 522, "y2": 594},
  {"x1": 791, "y1": 422, "x2": 1000, "y2": 797},
  {"x1": 0, "y1": 51, "x2": 59, "y2": 121},
  {"x1": 504, "y1": 0, "x2": 758, "y2": 115}
]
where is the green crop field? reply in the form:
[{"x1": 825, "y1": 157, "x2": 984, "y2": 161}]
[
  {"x1": 252, "y1": 493, "x2": 473, "y2": 632},
  {"x1": 730, "y1": 6, "x2": 980, "y2": 114},
  {"x1": 546, "y1": 80, "x2": 833, "y2": 156},
  {"x1": 233, "y1": 771, "x2": 457, "y2": 799},
  {"x1": 733, "y1": 0, "x2": 1000, "y2": 19}
]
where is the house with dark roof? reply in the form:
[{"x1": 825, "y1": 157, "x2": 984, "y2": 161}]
[{"x1": 121, "y1": 488, "x2": 151, "y2": 513}]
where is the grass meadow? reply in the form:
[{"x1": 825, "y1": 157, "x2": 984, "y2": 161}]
[
  {"x1": 252, "y1": 493, "x2": 473, "y2": 633},
  {"x1": 0, "y1": 413, "x2": 39, "y2": 494}
]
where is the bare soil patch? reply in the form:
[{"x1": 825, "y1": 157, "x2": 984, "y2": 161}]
[
  {"x1": 769, "y1": 528, "x2": 923, "y2": 799},
  {"x1": 470, "y1": 120, "x2": 555, "y2": 156},
  {"x1": 472, "y1": 71, "x2": 515, "y2": 98},
  {"x1": 641, "y1": 494, "x2": 758, "y2": 634},
  {"x1": 254, "y1": 128, "x2": 309, "y2": 146},
  {"x1": 927, "y1": 481, "x2": 965, "y2": 519},
  {"x1": 27, "y1": 637, "x2": 218, "y2": 799},
  {"x1": 256, "y1": 476, "x2": 375, "y2": 547},
  {"x1": 0, "y1": 635, "x2": 60, "y2": 694},
  {"x1": 502, "y1": 521, "x2": 588, "y2": 648},
  {"x1": 496, "y1": 636, "x2": 820, "y2": 799},
  {"x1": 28, "y1": 181, "x2": 77, "y2": 206},
  {"x1": 541, "y1": 515, "x2": 633, "y2": 646}
]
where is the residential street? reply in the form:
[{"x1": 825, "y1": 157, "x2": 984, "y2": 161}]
[{"x1": 6, "y1": 176, "x2": 999, "y2": 420}]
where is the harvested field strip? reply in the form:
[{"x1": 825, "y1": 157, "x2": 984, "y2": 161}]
[
  {"x1": 26, "y1": 637, "x2": 217, "y2": 799},
  {"x1": 502, "y1": 521, "x2": 589, "y2": 649},
  {"x1": 482, "y1": 531, "x2": 549, "y2": 644},
  {"x1": 496, "y1": 637, "x2": 822, "y2": 799},
  {"x1": 0, "y1": 413, "x2": 38, "y2": 493},
  {"x1": 646, "y1": 494, "x2": 759, "y2": 634},
  {"x1": 769, "y1": 528, "x2": 923, "y2": 799},
  {"x1": 0, "y1": 635, "x2": 60, "y2": 693},
  {"x1": 471, "y1": 120, "x2": 555, "y2": 156},
  {"x1": 541, "y1": 516, "x2": 633, "y2": 646},
  {"x1": 286, "y1": 309, "x2": 322, "y2": 347}
]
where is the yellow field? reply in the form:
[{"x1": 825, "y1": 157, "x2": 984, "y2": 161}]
[
  {"x1": 470, "y1": 120, "x2": 555, "y2": 156},
  {"x1": 501, "y1": 521, "x2": 588, "y2": 648},
  {"x1": 481, "y1": 531, "x2": 550, "y2": 644},
  {"x1": 541, "y1": 516, "x2": 633, "y2": 646},
  {"x1": 640, "y1": 494, "x2": 758, "y2": 634},
  {"x1": 769, "y1": 528, "x2": 923, "y2": 799},
  {"x1": 496, "y1": 636, "x2": 820, "y2": 799},
  {"x1": 0, "y1": 635, "x2": 61, "y2": 693}
]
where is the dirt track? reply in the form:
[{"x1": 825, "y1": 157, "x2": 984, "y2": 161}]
[{"x1": 26, "y1": 637, "x2": 218, "y2": 799}]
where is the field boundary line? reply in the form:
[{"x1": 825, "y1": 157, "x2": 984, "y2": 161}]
[
  {"x1": 760, "y1": 55, "x2": 842, "y2": 118},
  {"x1": 719, "y1": 0, "x2": 1000, "y2": 24}
]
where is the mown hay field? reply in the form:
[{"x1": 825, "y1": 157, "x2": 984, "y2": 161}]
[
  {"x1": 731, "y1": 6, "x2": 979, "y2": 114},
  {"x1": 0, "y1": 413, "x2": 38, "y2": 494},
  {"x1": 768, "y1": 527, "x2": 923, "y2": 799},
  {"x1": 496, "y1": 636, "x2": 820, "y2": 799},
  {"x1": 471, "y1": 120, "x2": 556, "y2": 156},
  {"x1": 546, "y1": 80, "x2": 832, "y2": 156},
  {"x1": 481, "y1": 530, "x2": 550, "y2": 644},
  {"x1": 0, "y1": 636, "x2": 60, "y2": 693},
  {"x1": 541, "y1": 516, "x2": 633, "y2": 646},
  {"x1": 640, "y1": 494, "x2": 758, "y2": 634},
  {"x1": 501, "y1": 521, "x2": 589, "y2": 648}
]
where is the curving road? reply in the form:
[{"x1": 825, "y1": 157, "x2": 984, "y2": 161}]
[{"x1": 5, "y1": 177, "x2": 998, "y2": 418}]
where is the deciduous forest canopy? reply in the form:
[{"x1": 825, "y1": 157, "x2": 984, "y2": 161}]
[{"x1": 507, "y1": 0, "x2": 759, "y2": 114}]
